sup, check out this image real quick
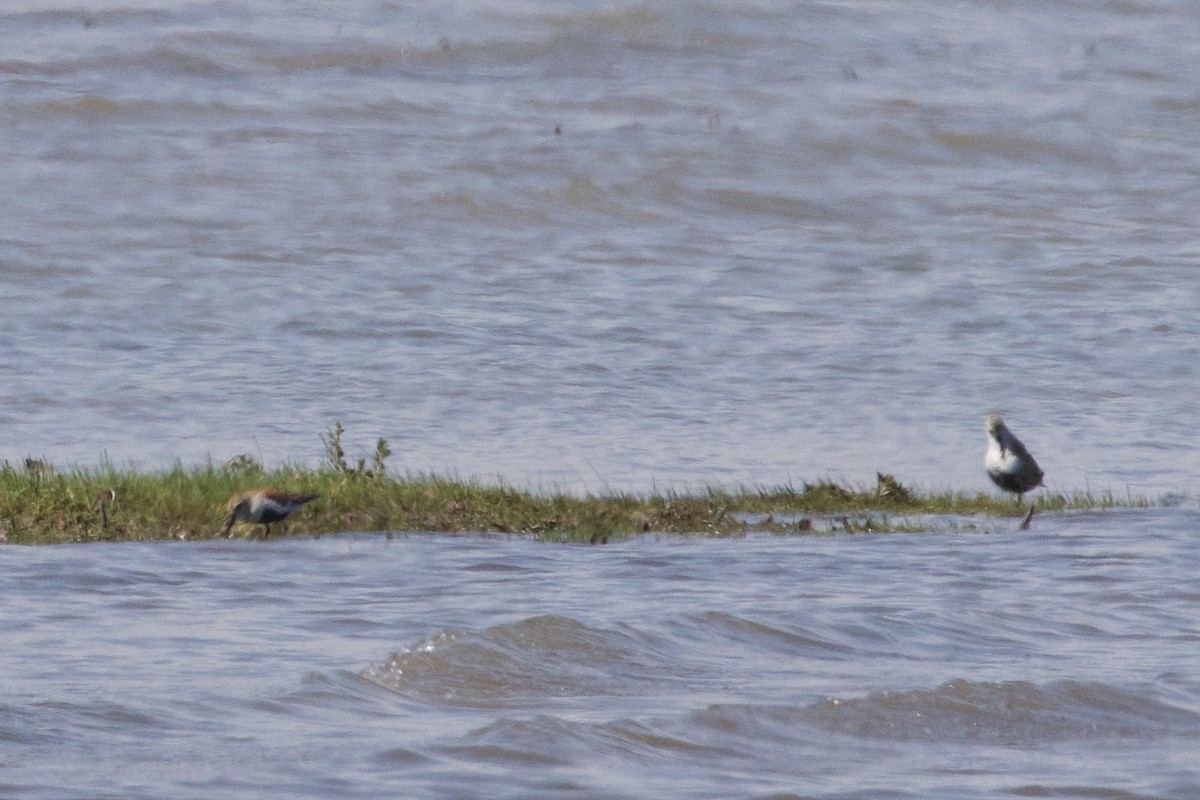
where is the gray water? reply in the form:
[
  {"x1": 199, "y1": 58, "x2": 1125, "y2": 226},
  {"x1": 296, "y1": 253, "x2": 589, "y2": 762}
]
[
  {"x1": 4, "y1": 0, "x2": 1200, "y2": 493},
  {"x1": 3, "y1": 514, "x2": 1199, "y2": 799},
  {"x1": 3, "y1": 1, "x2": 1200, "y2": 797}
]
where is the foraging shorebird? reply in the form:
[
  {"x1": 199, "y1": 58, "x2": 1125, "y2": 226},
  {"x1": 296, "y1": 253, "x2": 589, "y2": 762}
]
[
  {"x1": 223, "y1": 488, "x2": 318, "y2": 537},
  {"x1": 984, "y1": 414, "x2": 1044, "y2": 499}
]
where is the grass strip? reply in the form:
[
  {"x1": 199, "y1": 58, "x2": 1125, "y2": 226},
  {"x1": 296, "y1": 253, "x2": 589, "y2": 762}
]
[{"x1": 0, "y1": 432, "x2": 1151, "y2": 544}]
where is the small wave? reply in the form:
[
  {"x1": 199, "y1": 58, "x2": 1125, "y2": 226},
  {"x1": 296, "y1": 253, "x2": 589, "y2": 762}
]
[
  {"x1": 688, "y1": 611, "x2": 859, "y2": 658},
  {"x1": 16, "y1": 95, "x2": 245, "y2": 124},
  {"x1": 10, "y1": 42, "x2": 235, "y2": 82},
  {"x1": 32, "y1": 699, "x2": 165, "y2": 734},
  {"x1": 704, "y1": 187, "x2": 852, "y2": 223},
  {"x1": 799, "y1": 678, "x2": 1200, "y2": 745},
  {"x1": 439, "y1": 713, "x2": 736, "y2": 772},
  {"x1": 28, "y1": 94, "x2": 123, "y2": 120},
  {"x1": 362, "y1": 615, "x2": 667, "y2": 707}
]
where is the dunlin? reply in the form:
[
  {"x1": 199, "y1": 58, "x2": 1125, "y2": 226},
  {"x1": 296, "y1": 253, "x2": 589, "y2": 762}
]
[
  {"x1": 984, "y1": 414, "x2": 1044, "y2": 499},
  {"x1": 223, "y1": 488, "x2": 319, "y2": 537}
]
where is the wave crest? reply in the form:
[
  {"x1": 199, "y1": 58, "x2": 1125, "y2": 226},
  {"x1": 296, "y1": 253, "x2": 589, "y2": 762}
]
[
  {"x1": 363, "y1": 615, "x2": 664, "y2": 708},
  {"x1": 800, "y1": 678, "x2": 1200, "y2": 744}
]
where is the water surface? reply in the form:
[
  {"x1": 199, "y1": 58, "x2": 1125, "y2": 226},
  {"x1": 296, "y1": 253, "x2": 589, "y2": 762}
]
[
  {"x1": 3, "y1": 510, "x2": 1198, "y2": 799},
  {"x1": 3, "y1": 4, "x2": 1199, "y2": 797},
  {"x1": 3, "y1": 1, "x2": 1199, "y2": 494}
]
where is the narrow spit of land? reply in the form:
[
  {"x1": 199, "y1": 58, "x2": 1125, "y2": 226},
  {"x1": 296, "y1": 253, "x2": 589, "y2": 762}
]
[
  {"x1": 0, "y1": 426, "x2": 1150, "y2": 545},
  {"x1": 0, "y1": 464, "x2": 1148, "y2": 545}
]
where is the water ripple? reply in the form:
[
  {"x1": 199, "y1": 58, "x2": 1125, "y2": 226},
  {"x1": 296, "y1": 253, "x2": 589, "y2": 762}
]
[
  {"x1": 364, "y1": 615, "x2": 671, "y2": 707},
  {"x1": 801, "y1": 678, "x2": 1200, "y2": 745}
]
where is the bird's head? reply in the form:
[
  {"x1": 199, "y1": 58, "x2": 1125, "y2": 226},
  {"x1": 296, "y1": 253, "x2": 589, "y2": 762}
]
[
  {"x1": 985, "y1": 413, "x2": 1005, "y2": 435},
  {"x1": 222, "y1": 493, "x2": 252, "y2": 534}
]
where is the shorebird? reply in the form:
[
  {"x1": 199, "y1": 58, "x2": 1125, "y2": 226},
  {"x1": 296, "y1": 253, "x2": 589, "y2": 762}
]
[
  {"x1": 984, "y1": 414, "x2": 1044, "y2": 500},
  {"x1": 222, "y1": 488, "x2": 319, "y2": 537}
]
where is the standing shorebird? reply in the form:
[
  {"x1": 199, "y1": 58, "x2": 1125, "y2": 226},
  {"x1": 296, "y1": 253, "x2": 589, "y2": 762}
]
[
  {"x1": 223, "y1": 488, "x2": 319, "y2": 537},
  {"x1": 985, "y1": 414, "x2": 1044, "y2": 530},
  {"x1": 984, "y1": 417, "x2": 1041, "y2": 527},
  {"x1": 985, "y1": 413, "x2": 1044, "y2": 499}
]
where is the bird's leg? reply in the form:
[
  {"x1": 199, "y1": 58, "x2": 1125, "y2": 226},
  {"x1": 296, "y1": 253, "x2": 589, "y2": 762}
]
[{"x1": 1019, "y1": 503, "x2": 1036, "y2": 531}]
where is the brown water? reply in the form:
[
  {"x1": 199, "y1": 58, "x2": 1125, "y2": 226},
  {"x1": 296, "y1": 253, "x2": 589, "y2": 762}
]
[{"x1": 3, "y1": 514, "x2": 1199, "y2": 799}]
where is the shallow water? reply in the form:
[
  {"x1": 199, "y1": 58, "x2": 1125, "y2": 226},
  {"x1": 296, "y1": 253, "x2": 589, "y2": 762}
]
[
  {"x1": 4, "y1": 3, "x2": 1200, "y2": 797},
  {"x1": 3, "y1": 511, "x2": 1199, "y2": 799},
  {"x1": 3, "y1": 1, "x2": 1200, "y2": 494}
]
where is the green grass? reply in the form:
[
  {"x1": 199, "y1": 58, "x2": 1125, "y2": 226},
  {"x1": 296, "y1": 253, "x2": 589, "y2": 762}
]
[{"x1": 0, "y1": 432, "x2": 1154, "y2": 544}]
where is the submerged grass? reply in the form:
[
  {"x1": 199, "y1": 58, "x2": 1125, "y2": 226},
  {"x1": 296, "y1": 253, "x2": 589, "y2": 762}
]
[{"x1": 0, "y1": 441, "x2": 1154, "y2": 545}]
